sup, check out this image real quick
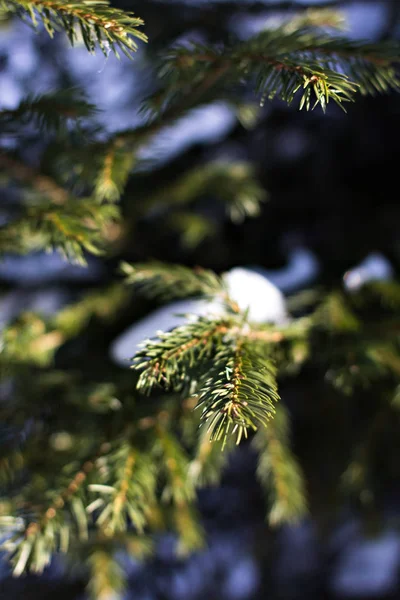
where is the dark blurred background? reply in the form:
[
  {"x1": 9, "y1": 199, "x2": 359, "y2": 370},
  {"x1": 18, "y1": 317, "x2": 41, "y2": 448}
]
[{"x1": 1, "y1": 0, "x2": 400, "y2": 598}]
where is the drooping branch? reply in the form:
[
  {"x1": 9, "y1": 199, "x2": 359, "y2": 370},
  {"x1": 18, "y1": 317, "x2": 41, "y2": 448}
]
[{"x1": 197, "y1": 340, "x2": 280, "y2": 446}]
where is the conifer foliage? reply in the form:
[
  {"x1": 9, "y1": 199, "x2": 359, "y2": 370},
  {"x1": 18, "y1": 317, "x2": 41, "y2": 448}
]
[
  {"x1": 0, "y1": 1, "x2": 400, "y2": 598},
  {"x1": 1, "y1": 1, "x2": 147, "y2": 56}
]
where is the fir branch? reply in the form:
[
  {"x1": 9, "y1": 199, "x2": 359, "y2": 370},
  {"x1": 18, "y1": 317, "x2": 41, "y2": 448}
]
[
  {"x1": 89, "y1": 444, "x2": 157, "y2": 536},
  {"x1": 0, "y1": 199, "x2": 119, "y2": 264},
  {"x1": 35, "y1": 200, "x2": 118, "y2": 262},
  {"x1": 297, "y1": 37, "x2": 400, "y2": 97},
  {"x1": 121, "y1": 261, "x2": 227, "y2": 303},
  {"x1": 46, "y1": 135, "x2": 136, "y2": 203},
  {"x1": 0, "y1": 148, "x2": 120, "y2": 261},
  {"x1": 0, "y1": 89, "x2": 97, "y2": 134},
  {"x1": 0, "y1": 150, "x2": 121, "y2": 263},
  {"x1": 2, "y1": 0, "x2": 147, "y2": 58},
  {"x1": 197, "y1": 340, "x2": 280, "y2": 446},
  {"x1": 150, "y1": 26, "x2": 400, "y2": 114},
  {"x1": 4, "y1": 449, "x2": 102, "y2": 575},
  {"x1": 253, "y1": 404, "x2": 307, "y2": 525},
  {"x1": 82, "y1": 18, "x2": 398, "y2": 195},
  {"x1": 133, "y1": 317, "x2": 232, "y2": 394}
]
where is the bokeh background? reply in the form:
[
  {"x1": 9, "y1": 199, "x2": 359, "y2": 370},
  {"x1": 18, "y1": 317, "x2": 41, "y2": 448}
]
[{"x1": 1, "y1": 0, "x2": 400, "y2": 598}]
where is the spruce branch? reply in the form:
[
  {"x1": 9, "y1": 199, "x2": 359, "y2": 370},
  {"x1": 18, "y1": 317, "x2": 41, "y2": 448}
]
[
  {"x1": 0, "y1": 151, "x2": 120, "y2": 262},
  {"x1": 1, "y1": 432, "x2": 155, "y2": 578},
  {"x1": 253, "y1": 404, "x2": 307, "y2": 525},
  {"x1": 1, "y1": 391, "x2": 207, "y2": 576},
  {"x1": 4, "y1": 447, "x2": 103, "y2": 575},
  {"x1": 2, "y1": 0, "x2": 147, "y2": 58},
  {"x1": 89, "y1": 444, "x2": 157, "y2": 536},
  {"x1": 133, "y1": 317, "x2": 232, "y2": 394},
  {"x1": 1, "y1": 0, "x2": 400, "y2": 584},
  {"x1": 197, "y1": 341, "x2": 280, "y2": 446},
  {"x1": 0, "y1": 89, "x2": 97, "y2": 135},
  {"x1": 150, "y1": 26, "x2": 400, "y2": 114},
  {"x1": 2, "y1": 428, "x2": 160, "y2": 578},
  {"x1": 73, "y1": 16, "x2": 400, "y2": 207},
  {"x1": 54, "y1": 135, "x2": 138, "y2": 204},
  {"x1": 119, "y1": 264, "x2": 399, "y2": 446},
  {"x1": 32, "y1": 200, "x2": 118, "y2": 262},
  {"x1": 121, "y1": 261, "x2": 227, "y2": 303},
  {"x1": 0, "y1": 199, "x2": 119, "y2": 264}
]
